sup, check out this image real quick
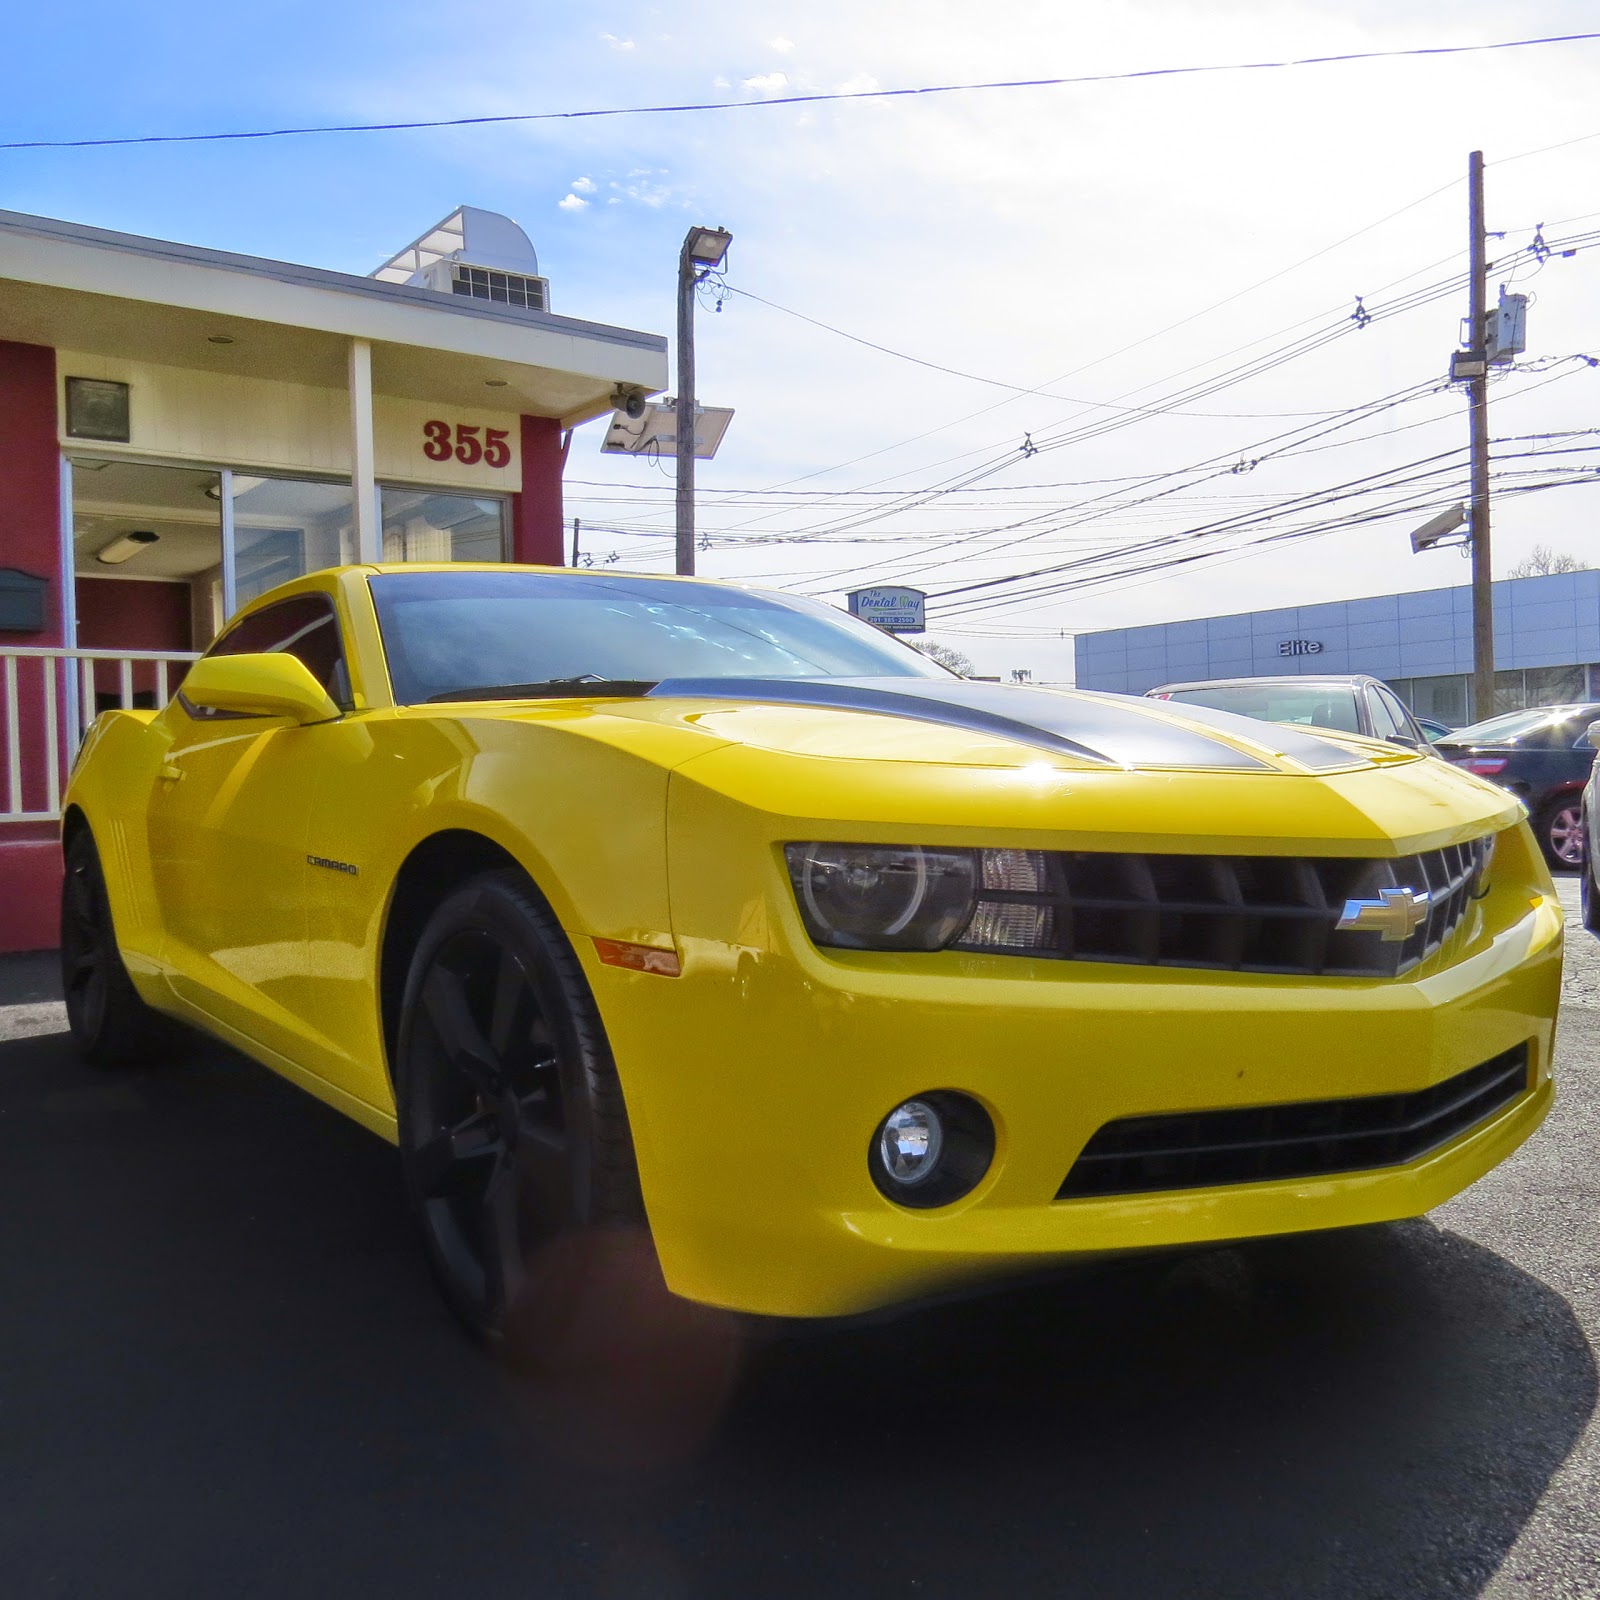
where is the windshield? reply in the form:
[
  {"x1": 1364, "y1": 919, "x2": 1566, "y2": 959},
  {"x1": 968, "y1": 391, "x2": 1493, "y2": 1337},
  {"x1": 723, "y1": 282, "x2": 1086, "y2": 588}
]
[
  {"x1": 1155, "y1": 683, "x2": 1362, "y2": 735},
  {"x1": 369, "y1": 571, "x2": 949, "y2": 705},
  {"x1": 1442, "y1": 706, "x2": 1591, "y2": 746}
]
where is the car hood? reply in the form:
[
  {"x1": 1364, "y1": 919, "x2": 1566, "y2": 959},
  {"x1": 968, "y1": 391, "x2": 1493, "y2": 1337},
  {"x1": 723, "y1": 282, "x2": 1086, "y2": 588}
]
[
  {"x1": 621, "y1": 677, "x2": 1390, "y2": 775},
  {"x1": 453, "y1": 677, "x2": 1517, "y2": 852}
]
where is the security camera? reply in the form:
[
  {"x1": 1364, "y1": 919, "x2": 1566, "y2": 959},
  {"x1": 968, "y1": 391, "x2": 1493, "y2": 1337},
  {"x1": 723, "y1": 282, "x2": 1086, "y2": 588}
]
[{"x1": 613, "y1": 385, "x2": 649, "y2": 420}]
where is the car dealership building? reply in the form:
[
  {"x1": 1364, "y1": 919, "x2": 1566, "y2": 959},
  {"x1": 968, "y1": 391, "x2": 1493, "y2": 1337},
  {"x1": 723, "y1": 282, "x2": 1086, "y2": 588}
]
[
  {"x1": 1074, "y1": 569, "x2": 1600, "y2": 726},
  {"x1": 0, "y1": 205, "x2": 667, "y2": 951}
]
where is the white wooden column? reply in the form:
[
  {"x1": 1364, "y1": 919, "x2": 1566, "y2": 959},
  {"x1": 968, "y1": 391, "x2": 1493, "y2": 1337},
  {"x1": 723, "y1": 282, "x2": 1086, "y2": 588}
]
[{"x1": 348, "y1": 338, "x2": 380, "y2": 562}]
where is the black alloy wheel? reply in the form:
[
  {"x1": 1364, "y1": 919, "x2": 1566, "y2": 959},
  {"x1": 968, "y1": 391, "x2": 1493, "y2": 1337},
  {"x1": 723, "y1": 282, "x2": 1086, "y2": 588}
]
[
  {"x1": 1538, "y1": 796, "x2": 1586, "y2": 871},
  {"x1": 394, "y1": 869, "x2": 643, "y2": 1342},
  {"x1": 60, "y1": 829, "x2": 172, "y2": 1068}
]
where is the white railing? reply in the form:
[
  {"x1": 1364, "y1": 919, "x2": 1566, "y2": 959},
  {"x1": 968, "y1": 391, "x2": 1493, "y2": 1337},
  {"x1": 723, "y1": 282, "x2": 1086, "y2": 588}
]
[{"x1": 1, "y1": 646, "x2": 200, "y2": 823}]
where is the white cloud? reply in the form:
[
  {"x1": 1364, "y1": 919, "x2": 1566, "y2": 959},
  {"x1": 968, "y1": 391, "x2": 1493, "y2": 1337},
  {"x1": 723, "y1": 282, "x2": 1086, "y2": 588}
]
[
  {"x1": 557, "y1": 193, "x2": 589, "y2": 212},
  {"x1": 834, "y1": 73, "x2": 879, "y2": 94},
  {"x1": 571, "y1": 176, "x2": 597, "y2": 194},
  {"x1": 599, "y1": 31, "x2": 634, "y2": 50},
  {"x1": 769, "y1": 36, "x2": 795, "y2": 52},
  {"x1": 712, "y1": 74, "x2": 731, "y2": 88},
  {"x1": 741, "y1": 71, "x2": 789, "y2": 95}
]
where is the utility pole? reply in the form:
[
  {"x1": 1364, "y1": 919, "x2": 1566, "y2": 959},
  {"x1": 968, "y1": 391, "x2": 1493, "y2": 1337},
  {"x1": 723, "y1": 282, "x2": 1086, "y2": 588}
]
[
  {"x1": 570, "y1": 516, "x2": 580, "y2": 568},
  {"x1": 674, "y1": 225, "x2": 733, "y2": 576},
  {"x1": 1467, "y1": 150, "x2": 1494, "y2": 719}
]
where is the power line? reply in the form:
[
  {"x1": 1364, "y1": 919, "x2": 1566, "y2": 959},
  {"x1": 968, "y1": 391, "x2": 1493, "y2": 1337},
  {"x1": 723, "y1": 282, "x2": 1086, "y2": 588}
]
[
  {"x1": 727, "y1": 232, "x2": 1599, "y2": 584},
  {"x1": 7, "y1": 35, "x2": 1597, "y2": 151},
  {"x1": 718, "y1": 283, "x2": 1341, "y2": 418}
]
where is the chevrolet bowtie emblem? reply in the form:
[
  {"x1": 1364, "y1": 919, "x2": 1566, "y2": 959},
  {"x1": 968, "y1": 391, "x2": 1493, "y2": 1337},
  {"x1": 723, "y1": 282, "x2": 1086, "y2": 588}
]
[{"x1": 1336, "y1": 886, "x2": 1432, "y2": 942}]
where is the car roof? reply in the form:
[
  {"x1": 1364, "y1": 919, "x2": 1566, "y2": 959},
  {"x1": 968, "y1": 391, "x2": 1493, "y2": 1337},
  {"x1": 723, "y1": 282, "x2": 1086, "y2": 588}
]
[{"x1": 1149, "y1": 675, "x2": 1385, "y2": 693}]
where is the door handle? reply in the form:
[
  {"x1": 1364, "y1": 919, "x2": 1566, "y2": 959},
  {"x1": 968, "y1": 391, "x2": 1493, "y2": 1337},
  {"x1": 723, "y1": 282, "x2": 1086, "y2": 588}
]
[{"x1": 159, "y1": 764, "x2": 183, "y2": 783}]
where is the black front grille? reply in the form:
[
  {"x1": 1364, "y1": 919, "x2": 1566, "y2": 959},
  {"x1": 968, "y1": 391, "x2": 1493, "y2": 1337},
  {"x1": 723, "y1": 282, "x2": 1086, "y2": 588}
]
[
  {"x1": 1057, "y1": 1044, "x2": 1530, "y2": 1200},
  {"x1": 954, "y1": 836, "x2": 1494, "y2": 978}
]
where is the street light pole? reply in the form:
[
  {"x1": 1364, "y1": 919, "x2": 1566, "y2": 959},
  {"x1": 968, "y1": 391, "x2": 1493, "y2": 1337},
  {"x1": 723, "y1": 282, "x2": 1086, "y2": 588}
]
[
  {"x1": 1467, "y1": 150, "x2": 1495, "y2": 719},
  {"x1": 674, "y1": 238, "x2": 698, "y2": 576},
  {"x1": 674, "y1": 225, "x2": 732, "y2": 577}
]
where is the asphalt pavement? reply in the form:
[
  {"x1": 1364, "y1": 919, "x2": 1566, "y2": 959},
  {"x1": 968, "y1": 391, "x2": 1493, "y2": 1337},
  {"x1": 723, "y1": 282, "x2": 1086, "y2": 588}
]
[{"x1": 2, "y1": 894, "x2": 1597, "y2": 1599}]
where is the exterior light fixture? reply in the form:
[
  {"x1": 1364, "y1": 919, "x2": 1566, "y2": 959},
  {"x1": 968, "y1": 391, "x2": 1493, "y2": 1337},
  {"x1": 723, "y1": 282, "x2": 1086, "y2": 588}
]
[
  {"x1": 1449, "y1": 349, "x2": 1486, "y2": 382},
  {"x1": 1409, "y1": 503, "x2": 1467, "y2": 555},
  {"x1": 484, "y1": 378, "x2": 508, "y2": 387},
  {"x1": 96, "y1": 530, "x2": 160, "y2": 565},
  {"x1": 207, "y1": 334, "x2": 235, "y2": 345},
  {"x1": 683, "y1": 226, "x2": 733, "y2": 268}
]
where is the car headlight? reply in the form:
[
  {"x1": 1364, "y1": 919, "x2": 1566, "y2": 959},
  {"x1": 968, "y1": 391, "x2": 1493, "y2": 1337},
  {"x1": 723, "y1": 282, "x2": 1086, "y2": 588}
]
[{"x1": 784, "y1": 843, "x2": 978, "y2": 951}]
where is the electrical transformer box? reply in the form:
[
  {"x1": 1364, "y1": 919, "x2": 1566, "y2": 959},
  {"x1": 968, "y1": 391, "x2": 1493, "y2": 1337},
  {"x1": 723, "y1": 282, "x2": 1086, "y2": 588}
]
[{"x1": 1486, "y1": 291, "x2": 1528, "y2": 365}]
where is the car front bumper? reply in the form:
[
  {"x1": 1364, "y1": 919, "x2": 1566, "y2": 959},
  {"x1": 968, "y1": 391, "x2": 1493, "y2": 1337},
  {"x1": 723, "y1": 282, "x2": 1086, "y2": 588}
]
[{"x1": 587, "y1": 865, "x2": 1561, "y2": 1318}]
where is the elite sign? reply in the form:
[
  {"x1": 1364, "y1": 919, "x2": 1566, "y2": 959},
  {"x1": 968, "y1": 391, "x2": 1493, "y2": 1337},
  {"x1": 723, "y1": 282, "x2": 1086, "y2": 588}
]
[{"x1": 846, "y1": 586, "x2": 927, "y2": 634}]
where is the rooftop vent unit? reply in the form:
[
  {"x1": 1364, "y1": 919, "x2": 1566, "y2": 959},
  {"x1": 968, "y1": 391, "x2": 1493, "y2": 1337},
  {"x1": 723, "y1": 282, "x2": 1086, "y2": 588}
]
[{"x1": 370, "y1": 205, "x2": 549, "y2": 312}]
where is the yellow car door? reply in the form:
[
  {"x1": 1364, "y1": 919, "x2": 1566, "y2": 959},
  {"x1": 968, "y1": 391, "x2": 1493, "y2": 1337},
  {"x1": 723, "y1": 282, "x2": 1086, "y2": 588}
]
[{"x1": 146, "y1": 594, "x2": 349, "y2": 1069}]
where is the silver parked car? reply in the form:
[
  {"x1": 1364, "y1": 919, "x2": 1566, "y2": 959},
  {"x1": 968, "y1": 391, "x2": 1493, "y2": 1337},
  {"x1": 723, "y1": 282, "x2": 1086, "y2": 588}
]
[{"x1": 1146, "y1": 674, "x2": 1435, "y2": 751}]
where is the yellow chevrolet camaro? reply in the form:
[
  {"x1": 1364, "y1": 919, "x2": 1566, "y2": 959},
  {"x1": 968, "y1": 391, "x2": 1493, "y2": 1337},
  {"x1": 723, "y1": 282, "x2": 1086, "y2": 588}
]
[{"x1": 61, "y1": 564, "x2": 1561, "y2": 1335}]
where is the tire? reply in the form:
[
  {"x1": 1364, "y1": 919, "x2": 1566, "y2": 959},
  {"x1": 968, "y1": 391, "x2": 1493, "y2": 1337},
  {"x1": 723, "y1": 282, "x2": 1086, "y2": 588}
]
[
  {"x1": 394, "y1": 868, "x2": 644, "y2": 1343},
  {"x1": 1536, "y1": 795, "x2": 1586, "y2": 872},
  {"x1": 60, "y1": 829, "x2": 173, "y2": 1068}
]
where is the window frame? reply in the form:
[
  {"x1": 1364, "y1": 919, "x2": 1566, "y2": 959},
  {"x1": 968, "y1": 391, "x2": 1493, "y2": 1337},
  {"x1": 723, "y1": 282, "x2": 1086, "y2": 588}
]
[{"x1": 187, "y1": 589, "x2": 354, "y2": 718}]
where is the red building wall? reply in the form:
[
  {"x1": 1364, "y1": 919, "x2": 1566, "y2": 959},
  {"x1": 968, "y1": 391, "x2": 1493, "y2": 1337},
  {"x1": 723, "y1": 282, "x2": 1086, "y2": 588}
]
[
  {"x1": 0, "y1": 340, "x2": 62, "y2": 953},
  {"x1": 510, "y1": 414, "x2": 566, "y2": 565}
]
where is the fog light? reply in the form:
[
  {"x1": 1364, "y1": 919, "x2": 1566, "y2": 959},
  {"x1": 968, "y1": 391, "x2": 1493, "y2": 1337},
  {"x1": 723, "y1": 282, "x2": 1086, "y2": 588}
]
[
  {"x1": 880, "y1": 1100, "x2": 944, "y2": 1184},
  {"x1": 869, "y1": 1091, "x2": 996, "y2": 1209}
]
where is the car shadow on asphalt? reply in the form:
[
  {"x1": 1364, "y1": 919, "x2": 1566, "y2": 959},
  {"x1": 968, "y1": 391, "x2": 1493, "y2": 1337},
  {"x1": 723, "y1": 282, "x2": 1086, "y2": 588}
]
[{"x1": 0, "y1": 1023, "x2": 1592, "y2": 1600}]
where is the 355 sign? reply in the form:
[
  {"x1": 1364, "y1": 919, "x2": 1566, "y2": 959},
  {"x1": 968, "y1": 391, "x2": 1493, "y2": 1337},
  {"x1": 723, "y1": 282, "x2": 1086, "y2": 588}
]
[{"x1": 422, "y1": 419, "x2": 512, "y2": 467}]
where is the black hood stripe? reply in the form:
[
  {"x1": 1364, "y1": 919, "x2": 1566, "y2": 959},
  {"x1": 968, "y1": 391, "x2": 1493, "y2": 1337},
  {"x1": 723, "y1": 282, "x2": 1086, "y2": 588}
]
[{"x1": 646, "y1": 678, "x2": 1356, "y2": 771}]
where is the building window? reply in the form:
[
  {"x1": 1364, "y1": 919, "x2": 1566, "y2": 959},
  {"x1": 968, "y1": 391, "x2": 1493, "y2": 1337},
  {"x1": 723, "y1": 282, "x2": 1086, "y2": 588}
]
[
  {"x1": 1524, "y1": 665, "x2": 1586, "y2": 707},
  {"x1": 381, "y1": 488, "x2": 507, "y2": 563},
  {"x1": 231, "y1": 477, "x2": 357, "y2": 607},
  {"x1": 1393, "y1": 674, "x2": 1470, "y2": 726}
]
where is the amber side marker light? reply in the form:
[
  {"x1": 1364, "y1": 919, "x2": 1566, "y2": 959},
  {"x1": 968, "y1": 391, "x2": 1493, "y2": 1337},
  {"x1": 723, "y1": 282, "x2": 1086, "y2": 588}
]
[{"x1": 593, "y1": 938, "x2": 682, "y2": 977}]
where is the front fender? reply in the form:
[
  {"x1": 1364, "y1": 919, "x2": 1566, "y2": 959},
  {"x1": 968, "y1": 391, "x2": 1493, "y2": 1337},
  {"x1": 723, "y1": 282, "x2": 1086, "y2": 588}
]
[{"x1": 62, "y1": 709, "x2": 171, "y2": 978}]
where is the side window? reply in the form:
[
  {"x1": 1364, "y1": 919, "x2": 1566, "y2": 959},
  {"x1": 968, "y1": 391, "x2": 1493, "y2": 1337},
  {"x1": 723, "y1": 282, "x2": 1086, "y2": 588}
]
[
  {"x1": 205, "y1": 594, "x2": 352, "y2": 710},
  {"x1": 1366, "y1": 687, "x2": 1407, "y2": 741},
  {"x1": 1382, "y1": 690, "x2": 1426, "y2": 745}
]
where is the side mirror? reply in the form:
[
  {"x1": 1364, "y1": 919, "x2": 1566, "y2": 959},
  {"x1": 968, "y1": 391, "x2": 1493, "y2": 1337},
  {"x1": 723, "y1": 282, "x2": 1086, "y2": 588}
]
[
  {"x1": 180, "y1": 653, "x2": 340, "y2": 724},
  {"x1": 1585, "y1": 721, "x2": 1600, "y2": 750}
]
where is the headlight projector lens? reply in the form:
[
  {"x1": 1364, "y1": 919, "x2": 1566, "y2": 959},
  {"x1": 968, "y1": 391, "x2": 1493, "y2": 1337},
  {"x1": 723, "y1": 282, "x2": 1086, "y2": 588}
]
[
  {"x1": 869, "y1": 1091, "x2": 996, "y2": 1209},
  {"x1": 784, "y1": 843, "x2": 977, "y2": 951}
]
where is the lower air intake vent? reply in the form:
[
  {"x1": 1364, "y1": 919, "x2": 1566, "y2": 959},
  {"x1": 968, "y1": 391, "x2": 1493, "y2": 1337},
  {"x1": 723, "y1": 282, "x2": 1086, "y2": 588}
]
[{"x1": 1057, "y1": 1044, "x2": 1530, "y2": 1200}]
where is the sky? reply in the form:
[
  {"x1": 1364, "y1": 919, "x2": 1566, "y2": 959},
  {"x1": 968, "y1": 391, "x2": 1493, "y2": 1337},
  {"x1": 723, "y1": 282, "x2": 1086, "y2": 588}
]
[{"x1": 5, "y1": 1, "x2": 1600, "y2": 681}]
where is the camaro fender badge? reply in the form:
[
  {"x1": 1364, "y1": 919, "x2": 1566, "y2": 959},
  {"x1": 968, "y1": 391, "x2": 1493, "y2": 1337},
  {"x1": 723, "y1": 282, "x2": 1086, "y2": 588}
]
[
  {"x1": 1336, "y1": 886, "x2": 1431, "y2": 942},
  {"x1": 307, "y1": 854, "x2": 359, "y2": 877}
]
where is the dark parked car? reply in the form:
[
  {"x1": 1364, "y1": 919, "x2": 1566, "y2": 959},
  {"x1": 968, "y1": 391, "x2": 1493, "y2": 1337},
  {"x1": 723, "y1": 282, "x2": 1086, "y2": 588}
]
[
  {"x1": 1416, "y1": 715, "x2": 1455, "y2": 743},
  {"x1": 1146, "y1": 674, "x2": 1434, "y2": 749},
  {"x1": 1435, "y1": 704, "x2": 1600, "y2": 870}
]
